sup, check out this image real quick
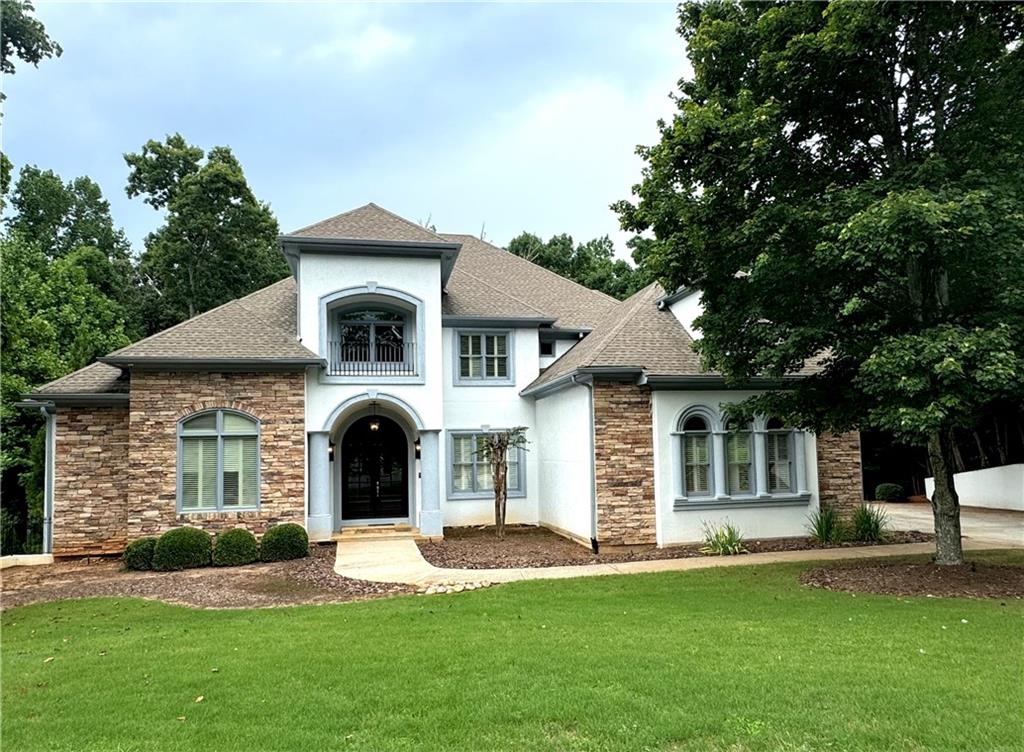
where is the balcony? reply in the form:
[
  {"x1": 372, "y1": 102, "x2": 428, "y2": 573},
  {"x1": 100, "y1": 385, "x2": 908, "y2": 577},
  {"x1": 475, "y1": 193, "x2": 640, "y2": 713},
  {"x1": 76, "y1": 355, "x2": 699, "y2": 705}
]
[{"x1": 327, "y1": 341, "x2": 417, "y2": 377}]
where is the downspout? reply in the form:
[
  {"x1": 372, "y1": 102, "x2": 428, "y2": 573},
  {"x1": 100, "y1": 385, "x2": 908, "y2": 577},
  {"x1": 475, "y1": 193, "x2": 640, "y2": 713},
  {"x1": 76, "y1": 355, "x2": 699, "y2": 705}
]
[
  {"x1": 572, "y1": 374, "x2": 599, "y2": 554},
  {"x1": 40, "y1": 405, "x2": 56, "y2": 555}
]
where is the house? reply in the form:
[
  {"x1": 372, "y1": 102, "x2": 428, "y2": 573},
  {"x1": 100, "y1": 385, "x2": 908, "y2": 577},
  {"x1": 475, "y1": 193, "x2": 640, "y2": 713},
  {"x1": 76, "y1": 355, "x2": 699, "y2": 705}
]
[{"x1": 22, "y1": 203, "x2": 863, "y2": 556}]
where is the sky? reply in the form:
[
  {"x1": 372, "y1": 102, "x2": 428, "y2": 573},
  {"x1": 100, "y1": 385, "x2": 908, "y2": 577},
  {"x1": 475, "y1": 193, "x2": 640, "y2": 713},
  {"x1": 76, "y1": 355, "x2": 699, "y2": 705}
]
[{"x1": 3, "y1": 1, "x2": 688, "y2": 260}]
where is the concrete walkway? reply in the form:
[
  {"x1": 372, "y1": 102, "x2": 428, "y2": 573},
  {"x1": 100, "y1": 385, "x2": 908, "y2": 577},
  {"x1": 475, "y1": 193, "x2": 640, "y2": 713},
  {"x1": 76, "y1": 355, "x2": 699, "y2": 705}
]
[
  {"x1": 873, "y1": 502, "x2": 1024, "y2": 547},
  {"x1": 334, "y1": 537, "x2": 1013, "y2": 586}
]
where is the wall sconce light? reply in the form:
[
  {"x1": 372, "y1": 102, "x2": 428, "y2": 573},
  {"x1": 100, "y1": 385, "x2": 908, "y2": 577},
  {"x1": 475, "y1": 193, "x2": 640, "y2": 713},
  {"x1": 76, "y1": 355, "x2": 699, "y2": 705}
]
[
  {"x1": 328, "y1": 443, "x2": 335, "y2": 462},
  {"x1": 369, "y1": 401, "x2": 380, "y2": 432},
  {"x1": 415, "y1": 440, "x2": 422, "y2": 460}
]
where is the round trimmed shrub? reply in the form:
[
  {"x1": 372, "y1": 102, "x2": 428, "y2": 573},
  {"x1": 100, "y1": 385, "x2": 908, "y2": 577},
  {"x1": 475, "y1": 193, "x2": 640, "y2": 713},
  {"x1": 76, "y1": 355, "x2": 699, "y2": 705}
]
[
  {"x1": 874, "y1": 483, "x2": 906, "y2": 502},
  {"x1": 123, "y1": 537, "x2": 158, "y2": 571},
  {"x1": 213, "y1": 528, "x2": 259, "y2": 567},
  {"x1": 260, "y1": 523, "x2": 309, "y2": 562},
  {"x1": 152, "y1": 526, "x2": 212, "y2": 571}
]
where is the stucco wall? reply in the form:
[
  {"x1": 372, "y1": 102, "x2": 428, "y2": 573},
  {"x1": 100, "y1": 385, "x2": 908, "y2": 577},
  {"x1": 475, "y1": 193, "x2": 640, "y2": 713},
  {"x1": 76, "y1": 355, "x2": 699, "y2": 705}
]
[
  {"x1": 593, "y1": 381, "x2": 657, "y2": 545},
  {"x1": 440, "y1": 327, "x2": 540, "y2": 527},
  {"x1": 127, "y1": 371, "x2": 306, "y2": 541},
  {"x1": 53, "y1": 406, "x2": 130, "y2": 556},
  {"x1": 535, "y1": 382, "x2": 593, "y2": 543},
  {"x1": 651, "y1": 390, "x2": 821, "y2": 545},
  {"x1": 924, "y1": 464, "x2": 1024, "y2": 511}
]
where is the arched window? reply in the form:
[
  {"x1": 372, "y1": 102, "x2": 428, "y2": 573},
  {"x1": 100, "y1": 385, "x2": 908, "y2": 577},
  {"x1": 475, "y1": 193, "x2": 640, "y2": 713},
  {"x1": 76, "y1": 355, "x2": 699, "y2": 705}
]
[
  {"x1": 725, "y1": 418, "x2": 754, "y2": 495},
  {"x1": 178, "y1": 410, "x2": 260, "y2": 512},
  {"x1": 679, "y1": 413, "x2": 712, "y2": 497},
  {"x1": 334, "y1": 304, "x2": 411, "y2": 369},
  {"x1": 765, "y1": 417, "x2": 793, "y2": 493}
]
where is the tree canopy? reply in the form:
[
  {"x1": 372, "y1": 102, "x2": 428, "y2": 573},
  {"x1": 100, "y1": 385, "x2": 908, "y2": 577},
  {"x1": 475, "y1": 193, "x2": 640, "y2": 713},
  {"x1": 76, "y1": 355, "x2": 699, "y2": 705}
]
[
  {"x1": 0, "y1": 0, "x2": 61, "y2": 79},
  {"x1": 507, "y1": 231, "x2": 648, "y2": 299},
  {"x1": 616, "y1": 1, "x2": 1024, "y2": 564},
  {"x1": 125, "y1": 135, "x2": 289, "y2": 328}
]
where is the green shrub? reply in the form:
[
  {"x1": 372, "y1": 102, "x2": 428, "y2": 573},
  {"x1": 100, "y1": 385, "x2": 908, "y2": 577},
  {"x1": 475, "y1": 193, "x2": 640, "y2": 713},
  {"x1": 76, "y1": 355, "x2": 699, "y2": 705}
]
[
  {"x1": 213, "y1": 528, "x2": 259, "y2": 567},
  {"x1": 700, "y1": 521, "x2": 747, "y2": 556},
  {"x1": 260, "y1": 523, "x2": 309, "y2": 562},
  {"x1": 874, "y1": 483, "x2": 905, "y2": 502},
  {"x1": 807, "y1": 505, "x2": 845, "y2": 544},
  {"x1": 123, "y1": 537, "x2": 158, "y2": 570},
  {"x1": 851, "y1": 504, "x2": 889, "y2": 543},
  {"x1": 152, "y1": 527, "x2": 212, "y2": 571}
]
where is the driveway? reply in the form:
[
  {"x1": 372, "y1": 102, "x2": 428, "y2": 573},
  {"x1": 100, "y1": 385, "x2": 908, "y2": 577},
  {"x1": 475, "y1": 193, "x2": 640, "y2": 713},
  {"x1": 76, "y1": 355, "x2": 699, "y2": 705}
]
[{"x1": 874, "y1": 502, "x2": 1024, "y2": 547}]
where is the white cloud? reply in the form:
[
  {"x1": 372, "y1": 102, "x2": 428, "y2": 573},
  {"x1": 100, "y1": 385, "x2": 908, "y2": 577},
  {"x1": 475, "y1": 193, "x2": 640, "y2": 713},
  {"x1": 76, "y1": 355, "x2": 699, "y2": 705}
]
[{"x1": 299, "y1": 24, "x2": 413, "y2": 69}]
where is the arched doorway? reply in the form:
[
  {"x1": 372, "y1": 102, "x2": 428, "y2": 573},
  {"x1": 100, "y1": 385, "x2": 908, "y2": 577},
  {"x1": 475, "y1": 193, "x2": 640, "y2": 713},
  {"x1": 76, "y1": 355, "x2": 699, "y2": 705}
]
[{"x1": 340, "y1": 415, "x2": 409, "y2": 521}]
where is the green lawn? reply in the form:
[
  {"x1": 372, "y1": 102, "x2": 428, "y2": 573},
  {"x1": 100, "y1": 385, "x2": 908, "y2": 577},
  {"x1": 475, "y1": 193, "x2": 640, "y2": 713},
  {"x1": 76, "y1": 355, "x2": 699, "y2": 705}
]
[{"x1": 3, "y1": 552, "x2": 1022, "y2": 752}]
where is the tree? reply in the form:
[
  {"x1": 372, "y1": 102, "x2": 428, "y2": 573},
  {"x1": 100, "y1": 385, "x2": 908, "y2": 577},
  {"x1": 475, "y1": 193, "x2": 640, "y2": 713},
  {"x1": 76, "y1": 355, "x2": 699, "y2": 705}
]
[
  {"x1": 476, "y1": 427, "x2": 528, "y2": 540},
  {"x1": 506, "y1": 232, "x2": 646, "y2": 299},
  {"x1": 615, "y1": 2, "x2": 1024, "y2": 565},
  {"x1": 125, "y1": 135, "x2": 289, "y2": 326},
  {"x1": 0, "y1": 232, "x2": 130, "y2": 551},
  {"x1": 0, "y1": 0, "x2": 61, "y2": 83}
]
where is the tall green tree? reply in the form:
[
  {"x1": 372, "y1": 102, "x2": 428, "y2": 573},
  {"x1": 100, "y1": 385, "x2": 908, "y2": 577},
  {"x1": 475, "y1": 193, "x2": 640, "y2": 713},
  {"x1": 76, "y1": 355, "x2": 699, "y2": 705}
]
[
  {"x1": 506, "y1": 232, "x2": 646, "y2": 299},
  {"x1": 616, "y1": 1, "x2": 1024, "y2": 565},
  {"x1": 0, "y1": 0, "x2": 61, "y2": 87},
  {"x1": 6, "y1": 165, "x2": 144, "y2": 337},
  {"x1": 125, "y1": 135, "x2": 289, "y2": 327},
  {"x1": 0, "y1": 232, "x2": 130, "y2": 551}
]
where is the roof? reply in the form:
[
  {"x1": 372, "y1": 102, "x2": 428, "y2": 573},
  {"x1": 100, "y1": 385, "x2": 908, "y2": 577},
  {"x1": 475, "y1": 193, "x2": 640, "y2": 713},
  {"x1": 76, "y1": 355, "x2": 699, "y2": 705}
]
[
  {"x1": 441, "y1": 234, "x2": 618, "y2": 329},
  {"x1": 288, "y1": 203, "x2": 450, "y2": 245},
  {"x1": 524, "y1": 282, "x2": 705, "y2": 392},
  {"x1": 102, "y1": 278, "x2": 320, "y2": 365},
  {"x1": 28, "y1": 362, "x2": 129, "y2": 398}
]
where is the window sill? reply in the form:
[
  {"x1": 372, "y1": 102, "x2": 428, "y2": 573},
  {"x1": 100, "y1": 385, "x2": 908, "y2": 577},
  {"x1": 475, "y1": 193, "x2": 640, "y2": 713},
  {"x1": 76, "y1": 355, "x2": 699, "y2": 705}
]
[
  {"x1": 673, "y1": 494, "x2": 811, "y2": 511},
  {"x1": 447, "y1": 492, "x2": 526, "y2": 501},
  {"x1": 178, "y1": 507, "x2": 261, "y2": 516},
  {"x1": 452, "y1": 379, "x2": 516, "y2": 388}
]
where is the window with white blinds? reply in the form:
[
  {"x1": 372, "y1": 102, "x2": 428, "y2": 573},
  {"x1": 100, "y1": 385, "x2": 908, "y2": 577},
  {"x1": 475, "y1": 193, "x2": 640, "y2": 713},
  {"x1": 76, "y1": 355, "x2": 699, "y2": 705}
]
[
  {"x1": 679, "y1": 414, "x2": 712, "y2": 497},
  {"x1": 449, "y1": 432, "x2": 523, "y2": 497},
  {"x1": 765, "y1": 417, "x2": 794, "y2": 493},
  {"x1": 178, "y1": 411, "x2": 260, "y2": 512},
  {"x1": 455, "y1": 331, "x2": 513, "y2": 384},
  {"x1": 725, "y1": 420, "x2": 754, "y2": 495}
]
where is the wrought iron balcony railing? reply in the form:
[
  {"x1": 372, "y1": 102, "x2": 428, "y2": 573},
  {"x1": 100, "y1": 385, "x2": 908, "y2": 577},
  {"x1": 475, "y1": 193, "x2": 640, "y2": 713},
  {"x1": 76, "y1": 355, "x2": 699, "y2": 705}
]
[{"x1": 327, "y1": 341, "x2": 416, "y2": 376}]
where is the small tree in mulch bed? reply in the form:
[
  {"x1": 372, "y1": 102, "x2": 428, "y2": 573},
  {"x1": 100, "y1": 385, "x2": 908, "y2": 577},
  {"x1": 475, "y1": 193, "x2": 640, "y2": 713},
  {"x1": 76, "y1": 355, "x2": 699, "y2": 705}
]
[{"x1": 476, "y1": 427, "x2": 529, "y2": 540}]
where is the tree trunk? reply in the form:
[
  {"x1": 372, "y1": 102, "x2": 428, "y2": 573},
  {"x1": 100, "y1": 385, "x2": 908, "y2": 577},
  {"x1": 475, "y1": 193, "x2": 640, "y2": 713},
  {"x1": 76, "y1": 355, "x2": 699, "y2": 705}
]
[{"x1": 926, "y1": 429, "x2": 964, "y2": 565}]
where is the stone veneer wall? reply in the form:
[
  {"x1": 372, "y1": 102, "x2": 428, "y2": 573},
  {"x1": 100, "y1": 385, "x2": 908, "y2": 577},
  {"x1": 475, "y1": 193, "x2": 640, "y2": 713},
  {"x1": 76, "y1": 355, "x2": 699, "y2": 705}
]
[
  {"x1": 126, "y1": 371, "x2": 306, "y2": 541},
  {"x1": 816, "y1": 431, "x2": 864, "y2": 517},
  {"x1": 53, "y1": 406, "x2": 130, "y2": 556},
  {"x1": 592, "y1": 380, "x2": 657, "y2": 546}
]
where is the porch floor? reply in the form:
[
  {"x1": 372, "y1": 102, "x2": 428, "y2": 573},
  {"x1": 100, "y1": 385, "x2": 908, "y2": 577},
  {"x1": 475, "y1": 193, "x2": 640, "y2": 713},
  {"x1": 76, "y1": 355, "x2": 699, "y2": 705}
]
[{"x1": 333, "y1": 537, "x2": 1015, "y2": 586}]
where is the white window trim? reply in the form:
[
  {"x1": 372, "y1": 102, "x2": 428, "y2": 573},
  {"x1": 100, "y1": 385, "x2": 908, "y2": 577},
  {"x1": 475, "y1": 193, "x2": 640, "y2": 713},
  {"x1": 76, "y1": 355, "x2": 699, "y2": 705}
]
[
  {"x1": 446, "y1": 429, "x2": 526, "y2": 500},
  {"x1": 453, "y1": 329, "x2": 515, "y2": 386},
  {"x1": 177, "y1": 409, "x2": 261, "y2": 513}
]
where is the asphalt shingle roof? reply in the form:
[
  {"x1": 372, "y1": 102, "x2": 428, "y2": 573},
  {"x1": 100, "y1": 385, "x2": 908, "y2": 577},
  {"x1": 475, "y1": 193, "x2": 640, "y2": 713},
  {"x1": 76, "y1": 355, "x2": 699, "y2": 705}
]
[
  {"x1": 103, "y1": 278, "x2": 320, "y2": 363},
  {"x1": 289, "y1": 203, "x2": 451, "y2": 244},
  {"x1": 441, "y1": 234, "x2": 618, "y2": 329},
  {"x1": 30, "y1": 362, "x2": 129, "y2": 397}
]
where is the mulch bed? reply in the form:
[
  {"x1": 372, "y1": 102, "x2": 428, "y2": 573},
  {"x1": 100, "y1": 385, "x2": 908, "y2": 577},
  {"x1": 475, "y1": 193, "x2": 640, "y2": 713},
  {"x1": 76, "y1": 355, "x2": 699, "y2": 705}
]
[
  {"x1": 416, "y1": 525, "x2": 933, "y2": 570},
  {"x1": 801, "y1": 561, "x2": 1024, "y2": 600},
  {"x1": 1, "y1": 544, "x2": 413, "y2": 610}
]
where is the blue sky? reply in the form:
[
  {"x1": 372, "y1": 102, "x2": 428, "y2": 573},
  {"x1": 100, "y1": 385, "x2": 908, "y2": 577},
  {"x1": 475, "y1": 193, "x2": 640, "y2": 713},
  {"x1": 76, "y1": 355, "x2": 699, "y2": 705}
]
[{"x1": 3, "y1": 2, "x2": 687, "y2": 259}]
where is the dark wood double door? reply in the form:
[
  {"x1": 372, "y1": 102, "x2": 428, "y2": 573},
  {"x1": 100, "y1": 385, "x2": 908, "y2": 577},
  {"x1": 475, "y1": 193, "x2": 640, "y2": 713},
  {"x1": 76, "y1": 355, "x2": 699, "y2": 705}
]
[{"x1": 341, "y1": 415, "x2": 409, "y2": 521}]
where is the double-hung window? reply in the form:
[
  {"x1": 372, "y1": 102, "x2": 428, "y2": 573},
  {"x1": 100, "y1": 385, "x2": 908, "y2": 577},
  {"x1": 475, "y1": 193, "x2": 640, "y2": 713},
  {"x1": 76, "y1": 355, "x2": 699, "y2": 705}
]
[
  {"x1": 679, "y1": 415, "x2": 712, "y2": 497},
  {"x1": 725, "y1": 419, "x2": 754, "y2": 495},
  {"x1": 457, "y1": 332, "x2": 512, "y2": 383},
  {"x1": 765, "y1": 417, "x2": 793, "y2": 493},
  {"x1": 450, "y1": 432, "x2": 523, "y2": 496},
  {"x1": 179, "y1": 410, "x2": 260, "y2": 512}
]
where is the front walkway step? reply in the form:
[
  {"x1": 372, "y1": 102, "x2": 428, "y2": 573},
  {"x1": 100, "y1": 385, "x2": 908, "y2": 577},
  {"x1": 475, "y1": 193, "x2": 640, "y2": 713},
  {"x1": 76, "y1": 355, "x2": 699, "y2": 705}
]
[
  {"x1": 332, "y1": 525, "x2": 424, "y2": 542},
  {"x1": 333, "y1": 538, "x2": 1014, "y2": 587}
]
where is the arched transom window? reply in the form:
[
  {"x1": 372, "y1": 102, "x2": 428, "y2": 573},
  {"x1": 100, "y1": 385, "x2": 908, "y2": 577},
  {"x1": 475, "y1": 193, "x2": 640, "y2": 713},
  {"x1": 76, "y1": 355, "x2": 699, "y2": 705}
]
[{"x1": 178, "y1": 410, "x2": 260, "y2": 512}]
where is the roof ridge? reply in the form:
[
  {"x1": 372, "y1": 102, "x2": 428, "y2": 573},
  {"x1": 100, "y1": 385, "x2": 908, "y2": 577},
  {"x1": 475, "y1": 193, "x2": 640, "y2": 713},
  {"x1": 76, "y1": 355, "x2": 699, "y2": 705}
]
[
  {"x1": 439, "y1": 233, "x2": 620, "y2": 305},
  {"x1": 453, "y1": 267, "x2": 550, "y2": 317},
  {"x1": 366, "y1": 202, "x2": 449, "y2": 243},
  {"x1": 104, "y1": 277, "x2": 294, "y2": 358}
]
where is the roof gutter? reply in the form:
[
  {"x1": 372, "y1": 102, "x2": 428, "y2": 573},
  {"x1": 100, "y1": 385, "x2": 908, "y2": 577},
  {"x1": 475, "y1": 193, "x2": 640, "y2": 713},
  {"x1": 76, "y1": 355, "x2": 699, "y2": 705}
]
[
  {"x1": 99, "y1": 356, "x2": 325, "y2": 371},
  {"x1": 641, "y1": 374, "x2": 804, "y2": 390},
  {"x1": 442, "y1": 315, "x2": 557, "y2": 329},
  {"x1": 521, "y1": 366, "x2": 645, "y2": 399}
]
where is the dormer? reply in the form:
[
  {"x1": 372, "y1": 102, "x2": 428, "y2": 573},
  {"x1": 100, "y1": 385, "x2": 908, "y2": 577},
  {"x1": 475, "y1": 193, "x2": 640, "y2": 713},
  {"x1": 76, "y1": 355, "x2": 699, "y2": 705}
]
[{"x1": 280, "y1": 204, "x2": 461, "y2": 383}]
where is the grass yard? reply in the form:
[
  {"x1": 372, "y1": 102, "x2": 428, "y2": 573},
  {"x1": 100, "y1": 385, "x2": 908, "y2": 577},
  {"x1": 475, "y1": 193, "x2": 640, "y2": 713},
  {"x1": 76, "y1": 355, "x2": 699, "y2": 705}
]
[{"x1": 2, "y1": 551, "x2": 1022, "y2": 752}]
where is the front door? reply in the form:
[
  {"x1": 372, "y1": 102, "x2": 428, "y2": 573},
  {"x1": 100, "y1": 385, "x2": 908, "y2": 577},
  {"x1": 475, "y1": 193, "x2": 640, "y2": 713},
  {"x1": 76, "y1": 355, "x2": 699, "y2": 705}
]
[{"x1": 341, "y1": 415, "x2": 409, "y2": 521}]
